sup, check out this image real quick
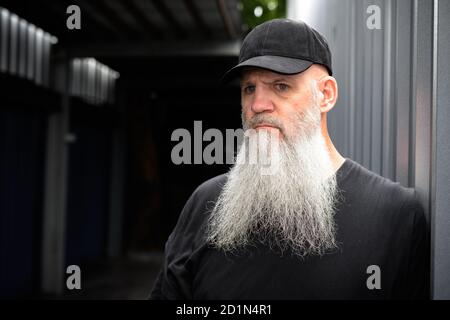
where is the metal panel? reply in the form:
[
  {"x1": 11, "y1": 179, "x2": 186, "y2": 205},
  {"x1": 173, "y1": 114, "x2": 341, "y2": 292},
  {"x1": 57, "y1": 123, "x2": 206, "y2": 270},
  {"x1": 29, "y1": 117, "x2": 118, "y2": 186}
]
[
  {"x1": 100, "y1": 65, "x2": 106, "y2": 102},
  {"x1": 1, "y1": 8, "x2": 9, "y2": 72},
  {"x1": 71, "y1": 59, "x2": 81, "y2": 96},
  {"x1": 410, "y1": 0, "x2": 433, "y2": 298},
  {"x1": 88, "y1": 60, "x2": 94, "y2": 101},
  {"x1": 82, "y1": 59, "x2": 89, "y2": 98},
  {"x1": 34, "y1": 28, "x2": 43, "y2": 85},
  {"x1": 381, "y1": 0, "x2": 396, "y2": 180},
  {"x1": 332, "y1": 0, "x2": 349, "y2": 157},
  {"x1": 42, "y1": 34, "x2": 51, "y2": 87},
  {"x1": 26, "y1": 24, "x2": 35, "y2": 81},
  {"x1": 395, "y1": 0, "x2": 413, "y2": 187},
  {"x1": 432, "y1": 0, "x2": 450, "y2": 300},
  {"x1": 362, "y1": 0, "x2": 373, "y2": 169},
  {"x1": 108, "y1": 75, "x2": 116, "y2": 104},
  {"x1": 354, "y1": 0, "x2": 364, "y2": 164},
  {"x1": 413, "y1": 0, "x2": 433, "y2": 219},
  {"x1": 0, "y1": 9, "x2": 55, "y2": 86},
  {"x1": 18, "y1": 19, "x2": 27, "y2": 77},
  {"x1": 8, "y1": 13, "x2": 18, "y2": 74},
  {"x1": 348, "y1": 0, "x2": 356, "y2": 159},
  {"x1": 370, "y1": 0, "x2": 384, "y2": 175}
]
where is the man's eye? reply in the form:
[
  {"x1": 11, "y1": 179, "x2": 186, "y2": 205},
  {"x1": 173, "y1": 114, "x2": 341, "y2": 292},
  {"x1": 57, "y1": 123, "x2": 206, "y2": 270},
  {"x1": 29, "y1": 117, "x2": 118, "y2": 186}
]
[
  {"x1": 243, "y1": 85, "x2": 255, "y2": 94},
  {"x1": 275, "y1": 83, "x2": 289, "y2": 92}
]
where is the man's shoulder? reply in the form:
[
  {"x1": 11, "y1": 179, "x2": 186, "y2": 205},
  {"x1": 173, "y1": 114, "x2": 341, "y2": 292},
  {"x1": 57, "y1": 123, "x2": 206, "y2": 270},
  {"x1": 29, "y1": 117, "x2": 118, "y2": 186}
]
[
  {"x1": 344, "y1": 159, "x2": 420, "y2": 212},
  {"x1": 169, "y1": 174, "x2": 228, "y2": 242},
  {"x1": 182, "y1": 173, "x2": 228, "y2": 216}
]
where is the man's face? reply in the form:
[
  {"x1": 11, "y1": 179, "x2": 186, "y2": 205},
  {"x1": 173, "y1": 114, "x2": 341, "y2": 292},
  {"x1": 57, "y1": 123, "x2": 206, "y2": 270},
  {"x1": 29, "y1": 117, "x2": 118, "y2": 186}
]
[
  {"x1": 206, "y1": 66, "x2": 338, "y2": 257},
  {"x1": 240, "y1": 68, "x2": 318, "y2": 140}
]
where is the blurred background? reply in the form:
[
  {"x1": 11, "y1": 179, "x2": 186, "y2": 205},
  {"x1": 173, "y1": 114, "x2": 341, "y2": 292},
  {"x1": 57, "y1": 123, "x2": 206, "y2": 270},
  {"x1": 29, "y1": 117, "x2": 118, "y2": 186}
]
[{"x1": 0, "y1": 0, "x2": 449, "y2": 300}]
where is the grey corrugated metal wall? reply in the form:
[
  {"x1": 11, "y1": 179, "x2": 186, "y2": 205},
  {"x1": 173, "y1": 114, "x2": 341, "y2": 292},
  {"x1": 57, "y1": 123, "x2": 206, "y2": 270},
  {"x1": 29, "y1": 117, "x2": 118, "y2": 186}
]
[
  {"x1": 433, "y1": 0, "x2": 450, "y2": 301},
  {"x1": 288, "y1": 0, "x2": 450, "y2": 299},
  {"x1": 0, "y1": 7, "x2": 56, "y2": 87}
]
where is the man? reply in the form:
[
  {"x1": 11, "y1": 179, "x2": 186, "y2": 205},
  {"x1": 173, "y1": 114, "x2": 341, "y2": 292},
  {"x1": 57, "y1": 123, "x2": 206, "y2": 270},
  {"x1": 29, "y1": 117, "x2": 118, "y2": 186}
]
[{"x1": 150, "y1": 19, "x2": 429, "y2": 299}]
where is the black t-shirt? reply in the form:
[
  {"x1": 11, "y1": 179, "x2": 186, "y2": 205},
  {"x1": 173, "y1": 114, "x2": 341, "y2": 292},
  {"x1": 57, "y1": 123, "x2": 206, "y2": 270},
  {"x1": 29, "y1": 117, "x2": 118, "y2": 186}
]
[{"x1": 150, "y1": 158, "x2": 430, "y2": 299}]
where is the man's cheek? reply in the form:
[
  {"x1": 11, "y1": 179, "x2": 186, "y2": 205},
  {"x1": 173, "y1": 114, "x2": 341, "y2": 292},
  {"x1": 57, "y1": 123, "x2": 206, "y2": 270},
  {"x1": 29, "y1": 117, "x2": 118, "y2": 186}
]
[{"x1": 242, "y1": 109, "x2": 252, "y2": 123}]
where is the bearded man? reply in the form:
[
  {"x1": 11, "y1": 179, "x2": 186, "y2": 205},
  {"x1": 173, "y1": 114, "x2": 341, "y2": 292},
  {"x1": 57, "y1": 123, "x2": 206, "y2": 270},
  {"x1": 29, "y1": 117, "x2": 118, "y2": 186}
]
[{"x1": 150, "y1": 19, "x2": 429, "y2": 300}]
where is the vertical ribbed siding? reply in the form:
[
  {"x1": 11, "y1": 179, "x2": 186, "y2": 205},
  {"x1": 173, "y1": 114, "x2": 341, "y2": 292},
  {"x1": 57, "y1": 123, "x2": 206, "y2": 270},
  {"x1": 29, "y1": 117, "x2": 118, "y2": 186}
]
[
  {"x1": 0, "y1": 6, "x2": 56, "y2": 88},
  {"x1": 69, "y1": 58, "x2": 119, "y2": 105},
  {"x1": 433, "y1": 0, "x2": 450, "y2": 300}
]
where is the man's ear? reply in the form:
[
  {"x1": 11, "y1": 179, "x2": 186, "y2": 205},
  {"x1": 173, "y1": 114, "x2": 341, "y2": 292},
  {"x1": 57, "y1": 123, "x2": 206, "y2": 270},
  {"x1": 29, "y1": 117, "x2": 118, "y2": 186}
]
[{"x1": 318, "y1": 76, "x2": 338, "y2": 113}]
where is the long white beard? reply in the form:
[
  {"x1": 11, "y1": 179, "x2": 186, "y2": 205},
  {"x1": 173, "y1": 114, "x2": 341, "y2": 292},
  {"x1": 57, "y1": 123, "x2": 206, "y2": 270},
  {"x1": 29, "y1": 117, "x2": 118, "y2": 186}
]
[{"x1": 206, "y1": 102, "x2": 339, "y2": 257}]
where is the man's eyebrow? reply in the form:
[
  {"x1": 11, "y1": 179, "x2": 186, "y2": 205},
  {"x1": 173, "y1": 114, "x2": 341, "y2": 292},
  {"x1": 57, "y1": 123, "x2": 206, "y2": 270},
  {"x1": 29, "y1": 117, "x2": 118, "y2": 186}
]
[
  {"x1": 240, "y1": 75, "x2": 294, "y2": 85},
  {"x1": 271, "y1": 76, "x2": 294, "y2": 82},
  {"x1": 260, "y1": 77, "x2": 294, "y2": 85},
  {"x1": 240, "y1": 79, "x2": 253, "y2": 86}
]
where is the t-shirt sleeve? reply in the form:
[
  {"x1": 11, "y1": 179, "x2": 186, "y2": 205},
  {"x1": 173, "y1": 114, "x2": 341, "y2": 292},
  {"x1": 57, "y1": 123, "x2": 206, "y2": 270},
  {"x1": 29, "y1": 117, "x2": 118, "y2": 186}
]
[
  {"x1": 148, "y1": 269, "x2": 165, "y2": 300},
  {"x1": 149, "y1": 189, "x2": 203, "y2": 300},
  {"x1": 397, "y1": 193, "x2": 430, "y2": 299}
]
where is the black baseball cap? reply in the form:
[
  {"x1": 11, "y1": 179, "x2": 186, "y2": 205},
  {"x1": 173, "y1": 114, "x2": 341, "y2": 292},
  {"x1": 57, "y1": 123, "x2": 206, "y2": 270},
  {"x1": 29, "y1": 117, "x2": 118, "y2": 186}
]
[{"x1": 222, "y1": 18, "x2": 333, "y2": 82}]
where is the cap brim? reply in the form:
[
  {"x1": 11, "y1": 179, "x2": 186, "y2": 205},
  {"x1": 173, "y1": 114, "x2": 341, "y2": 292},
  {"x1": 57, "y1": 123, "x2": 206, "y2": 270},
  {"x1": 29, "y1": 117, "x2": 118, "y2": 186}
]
[{"x1": 221, "y1": 55, "x2": 314, "y2": 84}]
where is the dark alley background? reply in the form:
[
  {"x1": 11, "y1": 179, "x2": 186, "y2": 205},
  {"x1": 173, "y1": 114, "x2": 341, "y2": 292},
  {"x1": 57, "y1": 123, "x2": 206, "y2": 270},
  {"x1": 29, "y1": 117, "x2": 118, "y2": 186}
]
[{"x1": 0, "y1": 0, "x2": 252, "y2": 299}]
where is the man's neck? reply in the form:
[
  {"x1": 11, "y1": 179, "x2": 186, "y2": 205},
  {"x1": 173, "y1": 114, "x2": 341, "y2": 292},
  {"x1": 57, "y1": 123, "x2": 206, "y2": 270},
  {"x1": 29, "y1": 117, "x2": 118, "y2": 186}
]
[{"x1": 323, "y1": 133, "x2": 345, "y2": 174}]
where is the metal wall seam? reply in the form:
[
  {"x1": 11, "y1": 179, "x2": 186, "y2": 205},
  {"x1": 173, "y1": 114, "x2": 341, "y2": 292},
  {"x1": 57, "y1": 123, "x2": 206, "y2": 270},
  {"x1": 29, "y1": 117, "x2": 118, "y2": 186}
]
[
  {"x1": 348, "y1": 0, "x2": 356, "y2": 159},
  {"x1": 1, "y1": 8, "x2": 9, "y2": 72}
]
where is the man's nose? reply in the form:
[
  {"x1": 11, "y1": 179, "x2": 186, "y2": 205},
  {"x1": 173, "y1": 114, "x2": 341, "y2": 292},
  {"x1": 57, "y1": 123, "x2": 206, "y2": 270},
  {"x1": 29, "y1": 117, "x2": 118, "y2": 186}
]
[{"x1": 250, "y1": 88, "x2": 274, "y2": 114}]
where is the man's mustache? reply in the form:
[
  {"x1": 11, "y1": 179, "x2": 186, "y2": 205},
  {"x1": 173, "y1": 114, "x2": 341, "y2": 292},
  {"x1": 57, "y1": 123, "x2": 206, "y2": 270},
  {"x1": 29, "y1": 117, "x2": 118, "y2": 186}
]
[{"x1": 244, "y1": 114, "x2": 286, "y2": 133}]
